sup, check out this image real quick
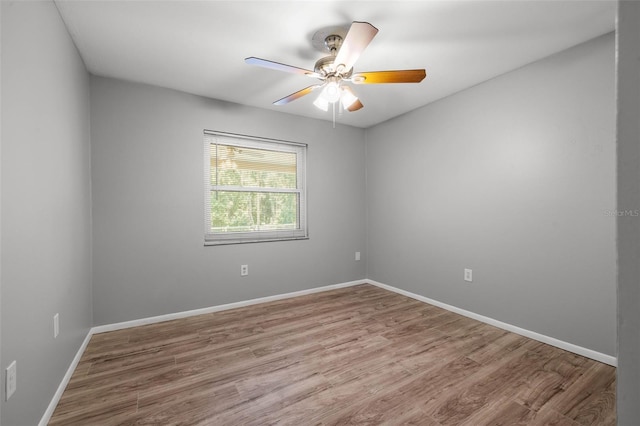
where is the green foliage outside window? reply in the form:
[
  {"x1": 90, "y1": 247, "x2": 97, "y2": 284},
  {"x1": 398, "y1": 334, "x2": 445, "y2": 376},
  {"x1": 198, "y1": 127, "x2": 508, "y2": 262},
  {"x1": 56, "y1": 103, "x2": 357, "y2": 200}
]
[{"x1": 210, "y1": 145, "x2": 299, "y2": 233}]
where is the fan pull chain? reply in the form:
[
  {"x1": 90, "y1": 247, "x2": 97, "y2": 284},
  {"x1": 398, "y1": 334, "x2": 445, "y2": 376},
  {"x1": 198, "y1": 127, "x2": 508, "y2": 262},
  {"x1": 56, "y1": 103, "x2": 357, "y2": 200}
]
[{"x1": 332, "y1": 102, "x2": 336, "y2": 128}]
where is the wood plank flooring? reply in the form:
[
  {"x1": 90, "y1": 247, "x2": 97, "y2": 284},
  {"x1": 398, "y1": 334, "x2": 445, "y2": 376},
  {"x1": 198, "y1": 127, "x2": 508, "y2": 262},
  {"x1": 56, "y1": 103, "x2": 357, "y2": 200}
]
[{"x1": 49, "y1": 284, "x2": 616, "y2": 425}]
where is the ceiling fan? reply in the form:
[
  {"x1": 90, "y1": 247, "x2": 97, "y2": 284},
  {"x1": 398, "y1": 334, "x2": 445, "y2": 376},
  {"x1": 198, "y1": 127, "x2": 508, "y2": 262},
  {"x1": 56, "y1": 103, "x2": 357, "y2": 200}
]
[{"x1": 245, "y1": 21, "x2": 426, "y2": 113}]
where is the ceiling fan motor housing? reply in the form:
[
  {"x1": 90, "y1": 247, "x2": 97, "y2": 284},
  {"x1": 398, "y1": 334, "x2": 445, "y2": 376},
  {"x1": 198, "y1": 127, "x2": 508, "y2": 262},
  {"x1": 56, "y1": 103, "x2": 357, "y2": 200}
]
[
  {"x1": 314, "y1": 55, "x2": 353, "y2": 79},
  {"x1": 313, "y1": 31, "x2": 353, "y2": 78},
  {"x1": 311, "y1": 32, "x2": 353, "y2": 79}
]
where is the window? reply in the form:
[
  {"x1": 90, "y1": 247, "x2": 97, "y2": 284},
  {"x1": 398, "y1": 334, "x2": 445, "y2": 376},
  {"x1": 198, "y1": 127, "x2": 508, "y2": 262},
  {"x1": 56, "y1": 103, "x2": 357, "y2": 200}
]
[{"x1": 204, "y1": 130, "x2": 307, "y2": 245}]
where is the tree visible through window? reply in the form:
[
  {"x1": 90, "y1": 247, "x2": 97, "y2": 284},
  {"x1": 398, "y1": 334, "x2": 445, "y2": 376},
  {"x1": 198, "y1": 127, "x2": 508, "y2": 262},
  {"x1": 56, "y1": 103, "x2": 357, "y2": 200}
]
[{"x1": 204, "y1": 131, "x2": 307, "y2": 244}]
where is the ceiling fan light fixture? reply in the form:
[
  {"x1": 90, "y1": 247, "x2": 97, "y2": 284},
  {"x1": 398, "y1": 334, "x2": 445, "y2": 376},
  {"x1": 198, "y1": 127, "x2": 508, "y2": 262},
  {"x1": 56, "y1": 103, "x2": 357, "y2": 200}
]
[
  {"x1": 313, "y1": 95, "x2": 329, "y2": 111},
  {"x1": 321, "y1": 77, "x2": 341, "y2": 103},
  {"x1": 340, "y1": 87, "x2": 358, "y2": 109}
]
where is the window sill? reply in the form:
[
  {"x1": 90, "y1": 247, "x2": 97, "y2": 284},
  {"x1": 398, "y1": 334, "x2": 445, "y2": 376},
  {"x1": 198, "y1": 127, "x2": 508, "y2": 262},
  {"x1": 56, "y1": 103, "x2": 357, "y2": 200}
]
[{"x1": 204, "y1": 236, "x2": 309, "y2": 246}]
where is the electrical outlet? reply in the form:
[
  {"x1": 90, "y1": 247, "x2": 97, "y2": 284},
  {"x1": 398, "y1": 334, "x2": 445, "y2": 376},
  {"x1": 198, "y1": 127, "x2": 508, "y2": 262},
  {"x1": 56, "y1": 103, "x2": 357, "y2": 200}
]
[
  {"x1": 6, "y1": 361, "x2": 16, "y2": 401},
  {"x1": 54, "y1": 313, "x2": 59, "y2": 338},
  {"x1": 240, "y1": 264, "x2": 249, "y2": 276},
  {"x1": 355, "y1": 251, "x2": 361, "y2": 261},
  {"x1": 464, "y1": 268, "x2": 473, "y2": 282}
]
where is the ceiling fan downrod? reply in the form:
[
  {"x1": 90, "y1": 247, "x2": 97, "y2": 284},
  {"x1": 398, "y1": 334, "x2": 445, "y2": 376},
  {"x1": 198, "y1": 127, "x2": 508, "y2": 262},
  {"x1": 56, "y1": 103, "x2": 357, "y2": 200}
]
[{"x1": 324, "y1": 34, "x2": 343, "y2": 55}]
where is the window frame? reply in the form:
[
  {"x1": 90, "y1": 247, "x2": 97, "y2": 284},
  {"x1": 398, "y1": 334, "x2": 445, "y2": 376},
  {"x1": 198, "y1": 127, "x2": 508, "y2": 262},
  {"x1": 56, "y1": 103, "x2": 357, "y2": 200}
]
[{"x1": 203, "y1": 130, "x2": 308, "y2": 245}]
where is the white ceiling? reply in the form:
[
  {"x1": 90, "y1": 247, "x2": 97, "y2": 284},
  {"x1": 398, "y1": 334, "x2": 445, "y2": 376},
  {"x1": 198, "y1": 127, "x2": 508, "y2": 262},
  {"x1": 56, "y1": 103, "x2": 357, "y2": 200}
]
[{"x1": 55, "y1": 0, "x2": 615, "y2": 129}]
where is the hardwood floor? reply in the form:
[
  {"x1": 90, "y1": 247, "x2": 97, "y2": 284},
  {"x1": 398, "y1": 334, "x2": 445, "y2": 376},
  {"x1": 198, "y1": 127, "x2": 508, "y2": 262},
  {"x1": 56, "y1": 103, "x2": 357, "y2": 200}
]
[{"x1": 49, "y1": 284, "x2": 616, "y2": 425}]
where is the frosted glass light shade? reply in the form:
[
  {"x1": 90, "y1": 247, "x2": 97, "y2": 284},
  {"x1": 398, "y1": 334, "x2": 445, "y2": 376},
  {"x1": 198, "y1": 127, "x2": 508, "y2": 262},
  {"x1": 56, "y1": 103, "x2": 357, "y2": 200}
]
[{"x1": 313, "y1": 95, "x2": 329, "y2": 111}]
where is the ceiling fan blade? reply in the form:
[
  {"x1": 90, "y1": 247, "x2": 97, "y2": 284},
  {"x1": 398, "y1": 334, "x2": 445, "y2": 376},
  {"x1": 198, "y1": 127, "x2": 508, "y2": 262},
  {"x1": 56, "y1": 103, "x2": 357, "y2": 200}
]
[
  {"x1": 351, "y1": 69, "x2": 427, "y2": 84},
  {"x1": 273, "y1": 85, "x2": 322, "y2": 105},
  {"x1": 333, "y1": 21, "x2": 379, "y2": 74},
  {"x1": 245, "y1": 57, "x2": 323, "y2": 79}
]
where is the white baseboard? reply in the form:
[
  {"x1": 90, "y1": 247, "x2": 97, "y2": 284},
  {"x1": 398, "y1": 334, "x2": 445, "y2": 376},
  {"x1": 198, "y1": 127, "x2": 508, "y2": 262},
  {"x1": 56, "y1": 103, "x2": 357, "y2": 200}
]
[
  {"x1": 367, "y1": 280, "x2": 617, "y2": 367},
  {"x1": 92, "y1": 279, "x2": 367, "y2": 334},
  {"x1": 39, "y1": 330, "x2": 93, "y2": 426}
]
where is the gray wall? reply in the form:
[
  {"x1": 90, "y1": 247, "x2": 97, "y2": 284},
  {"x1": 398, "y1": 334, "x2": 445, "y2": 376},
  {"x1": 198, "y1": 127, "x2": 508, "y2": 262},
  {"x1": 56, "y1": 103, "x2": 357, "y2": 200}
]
[
  {"x1": 365, "y1": 33, "x2": 616, "y2": 356},
  {"x1": 616, "y1": 1, "x2": 640, "y2": 422},
  {"x1": 1, "y1": 1, "x2": 93, "y2": 425},
  {"x1": 90, "y1": 77, "x2": 367, "y2": 325}
]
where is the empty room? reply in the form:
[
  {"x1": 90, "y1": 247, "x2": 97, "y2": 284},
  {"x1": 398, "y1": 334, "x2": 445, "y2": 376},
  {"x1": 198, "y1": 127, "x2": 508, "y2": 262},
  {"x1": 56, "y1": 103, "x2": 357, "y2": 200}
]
[{"x1": 2, "y1": 0, "x2": 639, "y2": 425}]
